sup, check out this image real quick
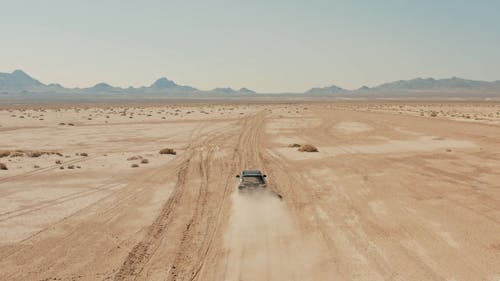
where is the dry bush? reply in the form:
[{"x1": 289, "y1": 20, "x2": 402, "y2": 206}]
[
  {"x1": 67, "y1": 165, "x2": 75, "y2": 169},
  {"x1": 10, "y1": 151, "x2": 24, "y2": 157},
  {"x1": 55, "y1": 160, "x2": 62, "y2": 164},
  {"x1": 27, "y1": 151, "x2": 43, "y2": 157},
  {"x1": 34, "y1": 165, "x2": 40, "y2": 168},
  {"x1": 80, "y1": 152, "x2": 88, "y2": 157},
  {"x1": 131, "y1": 164, "x2": 139, "y2": 168},
  {"x1": 127, "y1": 155, "x2": 143, "y2": 161},
  {"x1": 298, "y1": 144, "x2": 319, "y2": 152},
  {"x1": 0, "y1": 151, "x2": 10, "y2": 158},
  {"x1": 159, "y1": 148, "x2": 176, "y2": 155},
  {"x1": 288, "y1": 143, "x2": 301, "y2": 148},
  {"x1": 0, "y1": 163, "x2": 7, "y2": 170},
  {"x1": 141, "y1": 159, "x2": 149, "y2": 164}
]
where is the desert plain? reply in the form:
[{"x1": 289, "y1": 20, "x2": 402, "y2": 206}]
[{"x1": 0, "y1": 101, "x2": 499, "y2": 281}]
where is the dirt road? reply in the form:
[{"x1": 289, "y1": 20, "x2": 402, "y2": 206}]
[{"x1": 0, "y1": 103, "x2": 499, "y2": 280}]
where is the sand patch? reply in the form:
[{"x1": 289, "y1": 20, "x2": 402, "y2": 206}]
[
  {"x1": 224, "y1": 189, "x2": 333, "y2": 280},
  {"x1": 336, "y1": 122, "x2": 372, "y2": 133},
  {"x1": 276, "y1": 136, "x2": 477, "y2": 160}
]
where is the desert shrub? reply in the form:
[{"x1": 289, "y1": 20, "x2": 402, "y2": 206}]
[
  {"x1": 127, "y1": 155, "x2": 142, "y2": 161},
  {"x1": 0, "y1": 163, "x2": 7, "y2": 170},
  {"x1": 67, "y1": 165, "x2": 75, "y2": 169},
  {"x1": 28, "y1": 151, "x2": 42, "y2": 157},
  {"x1": 10, "y1": 151, "x2": 24, "y2": 157},
  {"x1": 141, "y1": 159, "x2": 149, "y2": 164},
  {"x1": 0, "y1": 151, "x2": 10, "y2": 158},
  {"x1": 430, "y1": 112, "x2": 438, "y2": 117},
  {"x1": 298, "y1": 144, "x2": 319, "y2": 152},
  {"x1": 159, "y1": 148, "x2": 176, "y2": 155},
  {"x1": 131, "y1": 164, "x2": 139, "y2": 168},
  {"x1": 288, "y1": 143, "x2": 301, "y2": 148},
  {"x1": 80, "y1": 152, "x2": 88, "y2": 157}
]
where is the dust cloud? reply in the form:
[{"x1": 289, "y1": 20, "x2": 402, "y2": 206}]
[{"x1": 223, "y1": 188, "x2": 334, "y2": 281}]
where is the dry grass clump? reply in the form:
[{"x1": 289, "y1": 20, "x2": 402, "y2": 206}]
[
  {"x1": 159, "y1": 148, "x2": 176, "y2": 155},
  {"x1": 27, "y1": 151, "x2": 43, "y2": 157},
  {"x1": 1, "y1": 150, "x2": 60, "y2": 158},
  {"x1": 127, "y1": 155, "x2": 143, "y2": 161},
  {"x1": 298, "y1": 144, "x2": 319, "y2": 152},
  {"x1": 80, "y1": 152, "x2": 88, "y2": 157},
  {"x1": 141, "y1": 158, "x2": 149, "y2": 164},
  {"x1": 131, "y1": 164, "x2": 139, "y2": 168},
  {"x1": 0, "y1": 151, "x2": 11, "y2": 158},
  {"x1": 10, "y1": 151, "x2": 24, "y2": 157},
  {"x1": 0, "y1": 163, "x2": 7, "y2": 170},
  {"x1": 288, "y1": 143, "x2": 301, "y2": 148},
  {"x1": 55, "y1": 160, "x2": 62, "y2": 164}
]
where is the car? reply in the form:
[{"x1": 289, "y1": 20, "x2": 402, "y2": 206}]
[{"x1": 236, "y1": 170, "x2": 267, "y2": 192}]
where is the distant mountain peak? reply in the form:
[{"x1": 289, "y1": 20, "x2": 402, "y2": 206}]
[
  {"x1": 151, "y1": 77, "x2": 177, "y2": 88},
  {"x1": 305, "y1": 84, "x2": 345, "y2": 95},
  {"x1": 12, "y1": 69, "x2": 30, "y2": 77},
  {"x1": 213, "y1": 87, "x2": 235, "y2": 92},
  {"x1": 0, "y1": 69, "x2": 44, "y2": 92},
  {"x1": 92, "y1": 82, "x2": 113, "y2": 89},
  {"x1": 238, "y1": 87, "x2": 256, "y2": 94}
]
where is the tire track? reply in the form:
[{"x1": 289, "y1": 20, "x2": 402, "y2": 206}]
[{"x1": 113, "y1": 117, "x2": 246, "y2": 281}]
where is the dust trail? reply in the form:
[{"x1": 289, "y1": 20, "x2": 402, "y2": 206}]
[{"x1": 224, "y1": 188, "x2": 334, "y2": 281}]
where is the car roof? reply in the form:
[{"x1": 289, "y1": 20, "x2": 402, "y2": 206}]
[{"x1": 242, "y1": 170, "x2": 263, "y2": 176}]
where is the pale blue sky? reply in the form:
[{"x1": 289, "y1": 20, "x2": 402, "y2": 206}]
[{"x1": 1, "y1": 0, "x2": 499, "y2": 92}]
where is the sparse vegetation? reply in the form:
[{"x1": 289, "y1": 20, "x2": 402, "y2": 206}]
[
  {"x1": 127, "y1": 155, "x2": 143, "y2": 161},
  {"x1": 298, "y1": 144, "x2": 319, "y2": 152},
  {"x1": 0, "y1": 163, "x2": 7, "y2": 170},
  {"x1": 288, "y1": 143, "x2": 301, "y2": 148},
  {"x1": 80, "y1": 152, "x2": 88, "y2": 157},
  {"x1": 0, "y1": 150, "x2": 60, "y2": 158},
  {"x1": 27, "y1": 151, "x2": 42, "y2": 157},
  {"x1": 55, "y1": 160, "x2": 62, "y2": 164},
  {"x1": 159, "y1": 148, "x2": 176, "y2": 155},
  {"x1": 141, "y1": 158, "x2": 149, "y2": 164},
  {"x1": 131, "y1": 164, "x2": 139, "y2": 168}
]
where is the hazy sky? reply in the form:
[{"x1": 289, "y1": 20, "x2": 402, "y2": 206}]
[{"x1": 2, "y1": 0, "x2": 500, "y2": 92}]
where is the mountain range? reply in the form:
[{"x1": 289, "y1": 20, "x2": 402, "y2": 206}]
[{"x1": 1, "y1": 70, "x2": 500, "y2": 99}]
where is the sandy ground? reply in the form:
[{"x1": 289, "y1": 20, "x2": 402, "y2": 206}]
[{"x1": 0, "y1": 102, "x2": 499, "y2": 281}]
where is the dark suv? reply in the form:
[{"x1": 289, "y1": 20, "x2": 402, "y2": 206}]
[{"x1": 236, "y1": 170, "x2": 267, "y2": 192}]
